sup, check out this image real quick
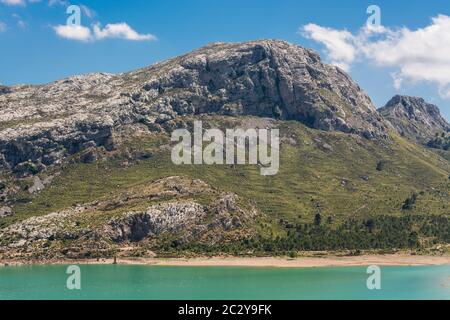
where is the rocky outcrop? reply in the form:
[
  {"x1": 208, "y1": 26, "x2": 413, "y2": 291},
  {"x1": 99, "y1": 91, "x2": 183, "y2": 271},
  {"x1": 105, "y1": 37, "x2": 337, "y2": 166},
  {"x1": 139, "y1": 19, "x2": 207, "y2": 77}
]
[
  {"x1": 105, "y1": 192, "x2": 254, "y2": 244},
  {"x1": 128, "y1": 40, "x2": 388, "y2": 138},
  {"x1": 28, "y1": 176, "x2": 45, "y2": 194},
  {"x1": 0, "y1": 177, "x2": 257, "y2": 256},
  {"x1": 0, "y1": 206, "x2": 13, "y2": 218},
  {"x1": 0, "y1": 206, "x2": 88, "y2": 248},
  {"x1": 379, "y1": 95, "x2": 450, "y2": 142},
  {"x1": 0, "y1": 40, "x2": 389, "y2": 175},
  {"x1": 105, "y1": 202, "x2": 207, "y2": 242},
  {"x1": 0, "y1": 115, "x2": 116, "y2": 173}
]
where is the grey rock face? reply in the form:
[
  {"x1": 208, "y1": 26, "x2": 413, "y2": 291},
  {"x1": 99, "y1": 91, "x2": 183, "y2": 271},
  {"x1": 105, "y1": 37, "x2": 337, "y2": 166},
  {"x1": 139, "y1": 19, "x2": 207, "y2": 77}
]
[
  {"x1": 0, "y1": 184, "x2": 16, "y2": 203},
  {"x1": 0, "y1": 73, "x2": 120, "y2": 173},
  {"x1": 0, "y1": 177, "x2": 257, "y2": 252},
  {"x1": 379, "y1": 95, "x2": 450, "y2": 142},
  {"x1": 0, "y1": 206, "x2": 13, "y2": 218},
  {"x1": 0, "y1": 40, "x2": 389, "y2": 174},
  {"x1": 28, "y1": 176, "x2": 45, "y2": 194},
  {"x1": 129, "y1": 40, "x2": 387, "y2": 138},
  {"x1": 105, "y1": 202, "x2": 207, "y2": 242},
  {"x1": 0, "y1": 115, "x2": 115, "y2": 173},
  {"x1": 0, "y1": 206, "x2": 85, "y2": 247},
  {"x1": 105, "y1": 193, "x2": 255, "y2": 243}
]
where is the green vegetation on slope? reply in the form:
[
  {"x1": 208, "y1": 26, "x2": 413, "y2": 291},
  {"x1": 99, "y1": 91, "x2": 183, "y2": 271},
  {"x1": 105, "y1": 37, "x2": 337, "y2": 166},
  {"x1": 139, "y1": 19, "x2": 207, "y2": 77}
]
[{"x1": 2, "y1": 116, "x2": 449, "y2": 251}]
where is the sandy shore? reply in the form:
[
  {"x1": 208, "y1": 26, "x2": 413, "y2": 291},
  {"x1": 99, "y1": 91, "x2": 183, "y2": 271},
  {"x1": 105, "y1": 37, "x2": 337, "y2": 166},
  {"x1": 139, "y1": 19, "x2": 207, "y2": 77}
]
[{"x1": 2, "y1": 254, "x2": 449, "y2": 268}]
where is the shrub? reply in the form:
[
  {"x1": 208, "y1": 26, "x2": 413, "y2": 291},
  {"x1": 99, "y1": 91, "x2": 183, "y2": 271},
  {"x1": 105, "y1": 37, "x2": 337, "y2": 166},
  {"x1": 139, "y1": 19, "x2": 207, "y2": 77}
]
[{"x1": 402, "y1": 193, "x2": 418, "y2": 210}]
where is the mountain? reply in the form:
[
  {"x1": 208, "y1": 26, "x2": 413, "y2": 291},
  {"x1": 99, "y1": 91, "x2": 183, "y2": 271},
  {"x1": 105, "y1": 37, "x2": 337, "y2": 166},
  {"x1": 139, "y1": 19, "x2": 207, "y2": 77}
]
[
  {"x1": 0, "y1": 40, "x2": 449, "y2": 260},
  {"x1": 126, "y1": 40, "x2": 388, "y2": 137},
  {"x1": 379, "y1": 95, "x2": 450, "y2": 143},
  {"x1": 0, "y1": 40, "x2": 389, "y2": 175}
]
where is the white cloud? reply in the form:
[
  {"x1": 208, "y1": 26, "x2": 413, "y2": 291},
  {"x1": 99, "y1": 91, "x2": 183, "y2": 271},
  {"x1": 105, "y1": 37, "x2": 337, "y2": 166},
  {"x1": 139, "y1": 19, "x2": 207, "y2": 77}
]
[
  {"x1": 301, "y1": 15, "x2": 450, "y2": 99},
  {"x1": 301, "y1": 24, "x2": 356, "y2": 71},
  {"x1": 0, "y1": 21, "x2": 6, "y2": 32},
  {"x1": 0, "y1": 0, "x2": 70, "y2": 7},
  {"x1": 47, "y1": 0, "x2": 68, "y2": 7},
  {"x1": 1, "y1": 0, "x2": 74, "y2": 7},
  {"x1": 54, "y1": 22, "x2": 157, "y2": 42},
  {"x1": 1, "y1": 0, "x2": 26, "y2": 6},
  {"x1": 53, "y1": 24, "x2": 92, "y2": 41},
  {"x1": 2, "y1": 0, "x2": 155, "y2": 42},
  {"x1": 93, "y1": 23, "x2": 157, "y2": 41}
]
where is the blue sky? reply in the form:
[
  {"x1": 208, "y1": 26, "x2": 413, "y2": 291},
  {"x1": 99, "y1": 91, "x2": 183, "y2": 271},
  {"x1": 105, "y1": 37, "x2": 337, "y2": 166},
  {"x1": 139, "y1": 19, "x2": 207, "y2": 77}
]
[{"x1": 1, "y1": 0, "x2": 449, "y2": 120}]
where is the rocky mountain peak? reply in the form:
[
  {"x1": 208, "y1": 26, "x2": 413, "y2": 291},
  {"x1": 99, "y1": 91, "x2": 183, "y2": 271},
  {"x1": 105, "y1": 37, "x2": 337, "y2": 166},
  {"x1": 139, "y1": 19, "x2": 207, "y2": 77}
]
[
  {"x1": 127, "y1": 39, "x2": 387, "y2": 137},
  {"x1": 379, "y1": 95, "x2": 450, "y2": 142},
  {"x1": 0, "y1": 39, "x2": 389, "y2": 174}
]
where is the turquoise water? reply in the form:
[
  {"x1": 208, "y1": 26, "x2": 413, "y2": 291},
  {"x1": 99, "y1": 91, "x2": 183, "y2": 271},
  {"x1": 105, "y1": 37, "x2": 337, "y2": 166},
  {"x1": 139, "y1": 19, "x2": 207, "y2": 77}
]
[{"x1": 0, "y1": 265, "x2": 449, "y2": 300}]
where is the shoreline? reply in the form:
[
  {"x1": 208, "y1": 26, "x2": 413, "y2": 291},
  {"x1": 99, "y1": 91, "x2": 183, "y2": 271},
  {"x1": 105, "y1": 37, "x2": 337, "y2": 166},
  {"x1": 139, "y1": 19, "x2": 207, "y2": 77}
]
[{"x1": 2, "y1": 254, "x2": 450, "y2": 268}]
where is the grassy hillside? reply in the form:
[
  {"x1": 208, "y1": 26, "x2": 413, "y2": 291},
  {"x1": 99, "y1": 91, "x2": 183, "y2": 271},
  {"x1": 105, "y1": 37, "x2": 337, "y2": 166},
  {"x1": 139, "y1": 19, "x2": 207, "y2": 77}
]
[{"x1": 3, "y1": 116, "x2": 449, "y2": 237}]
